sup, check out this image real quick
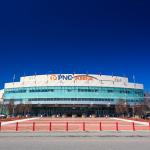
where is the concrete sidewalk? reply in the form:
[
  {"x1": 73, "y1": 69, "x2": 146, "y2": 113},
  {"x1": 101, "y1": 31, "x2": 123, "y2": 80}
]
[
  {"x1": 0, "y1": 131, "x2": 150, "y2": 137},
  {"x1": 1, "y1": 117, "x2": 40, "y2": 125}
]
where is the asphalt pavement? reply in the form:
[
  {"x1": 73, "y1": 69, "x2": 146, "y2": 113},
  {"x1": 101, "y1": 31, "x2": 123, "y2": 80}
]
[{"x1": 0, "y1": 132, "x2": 150, "y2": 150}]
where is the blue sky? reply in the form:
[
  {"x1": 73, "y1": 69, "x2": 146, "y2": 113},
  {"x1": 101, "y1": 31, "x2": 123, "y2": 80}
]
[{"x1": 0, "y1": 0, "x2": 150, "y2": 91}]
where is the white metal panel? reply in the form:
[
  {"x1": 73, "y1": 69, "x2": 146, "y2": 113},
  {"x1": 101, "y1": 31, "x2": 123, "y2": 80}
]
[
  {"x1": 0, "y1": 90, "x2": 4, "y2": 102},
  {"x1": 5, "y1": 74, "x2": 144, "y2": 90}
]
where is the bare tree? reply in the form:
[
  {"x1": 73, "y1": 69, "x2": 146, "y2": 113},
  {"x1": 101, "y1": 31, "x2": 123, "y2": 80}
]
[
  {"x1": 0, "y1": 101, "x2": 2, "y2": 113},
  {"x1": 15, "y1": 103, "x2": 32, "y2": 116},
  {"x1": 115, "y1": 99, "x2": 129, "y2": 117},
  {"x1": 23, "y1": 104, "x2": 32, "y2": 116},
  {"x1": 131, "y1": 93, "x2": 150, "y2": 118},
  {"x1": 138, "y1": 93, "x2": 150, "y2": 118},
  {"x1": 144, "y1": 93, "x2": 150, "y2": 111},
  {"x1": 133, "y1": 103, "x2": 145, "y2": 117},
  {"x1": 15, "y1": 104, "x2": 24, "y2": 115},
  {"x1": 7, "y1": 100, "x2": 15, "y2": 116}
]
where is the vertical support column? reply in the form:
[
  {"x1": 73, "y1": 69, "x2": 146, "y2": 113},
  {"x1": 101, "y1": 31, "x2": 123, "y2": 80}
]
[{"x1": 0, "y1": 122, "x2": 1, "y2": 131}]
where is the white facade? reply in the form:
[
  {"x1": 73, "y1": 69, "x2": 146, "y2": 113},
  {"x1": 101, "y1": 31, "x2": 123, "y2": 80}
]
[
  {"x1": 4, "y1": 74, "x2": 143, "y2": 90},
  {"x1": 0, "y1": 90, "x2": 4, "y2": 103}
]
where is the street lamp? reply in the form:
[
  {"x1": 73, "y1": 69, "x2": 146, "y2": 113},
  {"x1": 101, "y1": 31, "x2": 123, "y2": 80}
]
[
  {"x1": 132, "y1": 103, "x2": 136, "y2": 118},
  {"x1": 107, "y1": 102, "x2": 111, "y2": 117}
]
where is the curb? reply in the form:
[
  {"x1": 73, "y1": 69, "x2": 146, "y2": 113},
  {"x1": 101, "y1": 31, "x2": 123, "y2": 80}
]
[{"x1": 0, "y1": 131, "x2": 150, "y2": 137}]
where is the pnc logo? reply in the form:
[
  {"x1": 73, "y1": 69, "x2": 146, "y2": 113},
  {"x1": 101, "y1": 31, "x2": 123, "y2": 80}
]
[
  {"x1": 50, "y1": 74, "x2": 57, "y2": 80},
  {"x1": 50, "y1": 74, "x2": 73, "y2": 80},
  {"x1": 49, "y1": 74, "x2": 98, "y2": 81}
]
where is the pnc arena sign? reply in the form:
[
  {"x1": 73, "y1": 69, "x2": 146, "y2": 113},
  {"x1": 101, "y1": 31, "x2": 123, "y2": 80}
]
[{"x1": 49, "y1": 74, "x2": 98, "y2": 81}]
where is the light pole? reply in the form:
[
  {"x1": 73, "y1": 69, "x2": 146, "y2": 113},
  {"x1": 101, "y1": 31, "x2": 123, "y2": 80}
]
[
  {"x1": 107, "y1": 102, "x2": 111, "y2": 117},
  {"x1": 12, "y1": 102, "x2": 16, "y2": 117},
  {"x1": 132, "y1": 103, "x2": 136, "y2": 118}
]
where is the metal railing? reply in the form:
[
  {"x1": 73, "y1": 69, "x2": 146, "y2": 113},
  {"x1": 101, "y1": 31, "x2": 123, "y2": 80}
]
[{"x1": 0, "y1": 121, "x2": 150, "y2": 132}]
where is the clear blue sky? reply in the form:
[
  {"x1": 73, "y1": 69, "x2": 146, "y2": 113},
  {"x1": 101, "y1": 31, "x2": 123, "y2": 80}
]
[{"x1": 0, "y1": 0, "x2": 150, "y2": 91}]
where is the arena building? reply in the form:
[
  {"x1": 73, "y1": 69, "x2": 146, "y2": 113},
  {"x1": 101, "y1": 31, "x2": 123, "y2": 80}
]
[{"x1": 2, "y1": 74, "x2": 144, "y2": 116}]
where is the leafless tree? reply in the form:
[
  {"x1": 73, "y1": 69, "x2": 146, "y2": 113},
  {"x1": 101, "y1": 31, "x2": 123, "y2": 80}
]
[
  {"x1": 0, "y1": 101, "x2": 2, "y2": 113},
  {"x1": 131, "y1": 93, "x2": 150, "y2": 118},
  {"x1": 7, "y1": 100, "x2": 15, "y2": 115},
  {"x1": 15, "y1": 104, "x2": 24, "y2": 115},
  {"x1": 115, "y1": 99, "x2": 129, "y2": 117},
  {"x1": 15, "y1": 103, "x2": 32, "y2": 116},
  {"x1": 144, "y1": 93, "x2": 150, "y2": 111},
  {"x1": 133, "y1": 103, "x2": 145, "y2": 117},
  {"x1": 24, "y1": 104, "x2": 32, "y2": 115}
]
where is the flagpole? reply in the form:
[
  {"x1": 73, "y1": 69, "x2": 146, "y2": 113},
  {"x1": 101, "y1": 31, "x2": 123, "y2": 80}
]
[
  {"x1": 13, "y1": 74, "x2": 15, "y2": 84},
  {"x1": 133, "y1": 74, "x2": 136, "y2": 117}
]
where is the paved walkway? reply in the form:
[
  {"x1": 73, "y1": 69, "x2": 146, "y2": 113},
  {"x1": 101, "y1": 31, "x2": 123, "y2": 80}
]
[
  {"x1": 111, "y1": 118, "x2": 149, "y2": 126},
  {"x1": 1, "y1": 118, "x2": 40, "y2": 125}
]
